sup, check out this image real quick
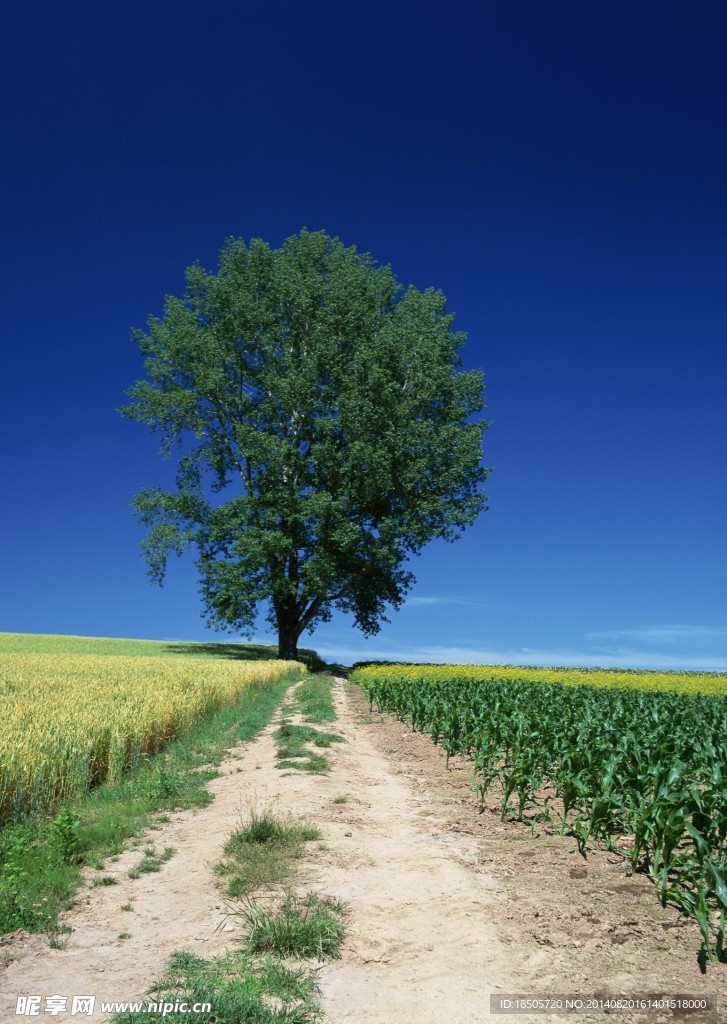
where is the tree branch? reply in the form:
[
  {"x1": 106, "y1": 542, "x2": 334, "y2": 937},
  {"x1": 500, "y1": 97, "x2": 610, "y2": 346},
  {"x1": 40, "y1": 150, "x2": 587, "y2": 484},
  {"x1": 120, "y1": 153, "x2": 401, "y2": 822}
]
[{"x1": 299, "y1": 594, "x2": 325, "y2": 632}]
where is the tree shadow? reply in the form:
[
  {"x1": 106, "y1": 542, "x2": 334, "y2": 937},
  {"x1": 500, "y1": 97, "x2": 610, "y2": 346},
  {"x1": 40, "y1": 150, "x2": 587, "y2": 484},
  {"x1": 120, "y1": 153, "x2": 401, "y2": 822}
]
[{"x1": 165, "y1": 642, "x2": 326, "y2": 672}]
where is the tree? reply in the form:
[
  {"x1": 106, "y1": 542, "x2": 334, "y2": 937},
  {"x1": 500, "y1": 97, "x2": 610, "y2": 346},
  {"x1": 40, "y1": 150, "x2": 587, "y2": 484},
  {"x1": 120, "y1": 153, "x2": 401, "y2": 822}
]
[{"x1": 122, "y1": 229, "x2": 489, "y2": 660}]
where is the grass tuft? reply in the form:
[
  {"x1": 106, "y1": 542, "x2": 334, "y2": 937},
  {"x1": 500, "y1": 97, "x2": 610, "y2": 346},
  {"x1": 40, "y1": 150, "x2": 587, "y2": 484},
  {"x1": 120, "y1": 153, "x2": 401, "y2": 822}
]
[
  {"x1": 111, "y1": 946, "x2": 323, "y2": 1023},
  {"x1": 240, "y1": 891, "x2": 347, "y2": 959},
  {"x1": 301, "y1": 753, "x2": 330, "y2": 774},
  {"x1": 215, "y1": 807, "x2": 320, "y2": 898},
  {"x1": 129, "y1": 845, "x2": 176, "y2": 878},
  {"x1": 273, "y1": 701, "x2": 343, "y2": 775}
]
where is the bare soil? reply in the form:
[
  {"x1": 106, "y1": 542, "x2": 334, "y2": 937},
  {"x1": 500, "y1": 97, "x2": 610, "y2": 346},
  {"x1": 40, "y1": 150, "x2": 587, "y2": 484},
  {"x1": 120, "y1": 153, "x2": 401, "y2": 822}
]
[{"x1": 1, "y1": 678, "x2": 725, "y2": 1024}]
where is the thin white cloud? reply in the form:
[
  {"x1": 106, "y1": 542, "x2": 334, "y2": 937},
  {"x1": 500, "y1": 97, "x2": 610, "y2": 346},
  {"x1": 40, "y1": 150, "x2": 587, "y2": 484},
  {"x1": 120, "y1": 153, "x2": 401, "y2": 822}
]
[
  {"x1": 405, "y1": 596, "x2": 487, "y2": 608},
  {"x1": 586, "y1": 625, "x2": 727, "y2": 647}
]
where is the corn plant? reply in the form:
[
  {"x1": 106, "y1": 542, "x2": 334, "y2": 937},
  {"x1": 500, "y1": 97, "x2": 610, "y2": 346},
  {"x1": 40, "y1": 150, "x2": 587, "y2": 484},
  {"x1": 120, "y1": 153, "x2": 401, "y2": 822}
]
[{"x1": 353, "y1": 662, "x2": 727, "y2": 965}]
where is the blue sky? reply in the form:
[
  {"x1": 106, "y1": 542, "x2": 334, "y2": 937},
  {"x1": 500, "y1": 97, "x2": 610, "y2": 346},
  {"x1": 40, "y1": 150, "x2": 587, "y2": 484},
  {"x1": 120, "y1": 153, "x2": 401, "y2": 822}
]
[{"x1": 2, "y1": 1, "x2": 726, "y2": 670}]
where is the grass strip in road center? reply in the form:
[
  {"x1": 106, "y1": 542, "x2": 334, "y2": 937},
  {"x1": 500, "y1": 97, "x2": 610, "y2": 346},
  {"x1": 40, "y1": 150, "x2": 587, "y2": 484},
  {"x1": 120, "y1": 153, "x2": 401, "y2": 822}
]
[
  {"x1": 112, "y1": 684, "x2": 347, "y2": 1024},
  {"x1": 293, "y1": 674, "x2": 338, "y2": 724},
  {"x1": 275, "y1": 675, "x2": 343, "y2": 774}
]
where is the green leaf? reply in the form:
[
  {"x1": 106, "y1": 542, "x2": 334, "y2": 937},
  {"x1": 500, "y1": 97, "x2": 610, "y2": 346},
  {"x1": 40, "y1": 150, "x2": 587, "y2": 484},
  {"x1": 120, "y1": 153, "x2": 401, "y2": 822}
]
[
  {"x1": 123, "y1": 229, "x2": 489, "y2": 657},
  {"x1": 707, "y1": 863, "x2": 727, "y2": 909}
]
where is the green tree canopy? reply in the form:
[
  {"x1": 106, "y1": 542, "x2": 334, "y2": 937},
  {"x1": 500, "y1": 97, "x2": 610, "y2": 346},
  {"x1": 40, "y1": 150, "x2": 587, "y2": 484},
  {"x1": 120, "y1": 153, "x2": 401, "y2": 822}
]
[{"x1": 122, "y1": 229, "x2": 489, "y2": 659}]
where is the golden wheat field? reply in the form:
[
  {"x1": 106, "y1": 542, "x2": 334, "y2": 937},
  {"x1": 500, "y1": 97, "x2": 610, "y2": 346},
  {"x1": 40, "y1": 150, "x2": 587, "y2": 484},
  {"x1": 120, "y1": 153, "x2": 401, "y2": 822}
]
[{"x1": 0, "y1": 650, "x2": 303, "y2": 820}]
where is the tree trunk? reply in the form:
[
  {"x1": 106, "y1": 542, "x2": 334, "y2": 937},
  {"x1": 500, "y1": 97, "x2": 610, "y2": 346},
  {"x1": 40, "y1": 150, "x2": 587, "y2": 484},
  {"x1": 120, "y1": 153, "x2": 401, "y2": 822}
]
[{"x1": 277, "y1": 619, "x2": 300, "y2": 661}]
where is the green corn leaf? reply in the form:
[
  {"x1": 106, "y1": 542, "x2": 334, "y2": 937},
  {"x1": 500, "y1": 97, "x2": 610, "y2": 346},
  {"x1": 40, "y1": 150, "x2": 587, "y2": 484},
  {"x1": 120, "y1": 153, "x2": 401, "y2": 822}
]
[{"x1": 707, "y1": 863, "x2": 727, "y2": 909}]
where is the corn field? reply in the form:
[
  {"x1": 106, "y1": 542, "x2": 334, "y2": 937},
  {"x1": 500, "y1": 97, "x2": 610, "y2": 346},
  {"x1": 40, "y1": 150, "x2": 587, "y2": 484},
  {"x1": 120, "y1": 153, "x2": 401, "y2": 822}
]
[
  {"x1": 353, "y1": 663, "x2": 727, "y2": 966},
  {"x1": 0, "y1": 652, "x2": 302, "y2": 821}
]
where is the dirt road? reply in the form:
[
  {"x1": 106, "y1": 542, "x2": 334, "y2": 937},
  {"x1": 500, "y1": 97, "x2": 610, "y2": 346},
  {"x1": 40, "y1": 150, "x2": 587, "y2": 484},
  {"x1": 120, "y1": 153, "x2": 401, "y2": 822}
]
[{"x1": 1, "y1": 678, "x2": 724, "y2": 1023}]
